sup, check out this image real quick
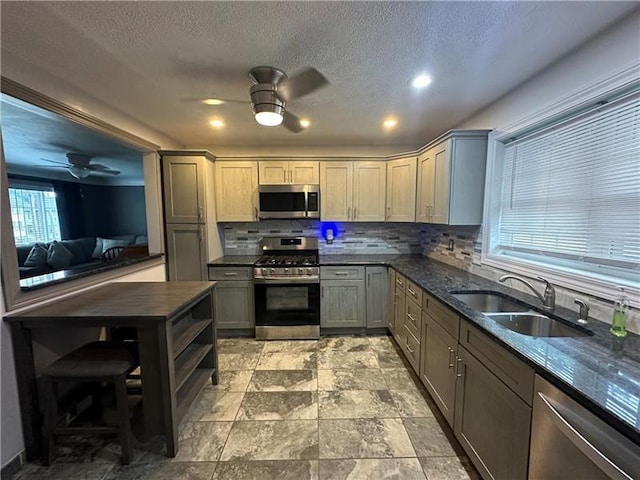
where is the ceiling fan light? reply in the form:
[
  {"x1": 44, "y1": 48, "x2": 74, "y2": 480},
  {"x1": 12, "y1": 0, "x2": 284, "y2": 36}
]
[
  {"x1": 68, "y1": 166, "x2": 90, "y2": 179},
  {"x1": 255, "y1": 110, "x2": 283, "y2": 127}
]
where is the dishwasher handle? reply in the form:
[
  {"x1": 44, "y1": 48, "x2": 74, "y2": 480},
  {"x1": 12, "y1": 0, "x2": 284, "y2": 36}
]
[{"x1": 538, "y1": 392, "x2": 634, "y2": 480}]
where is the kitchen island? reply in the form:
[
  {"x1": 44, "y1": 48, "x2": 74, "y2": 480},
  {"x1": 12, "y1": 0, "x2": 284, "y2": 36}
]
[{"x1": 5, "y1": 281, "x2": 218, "y2": 460}]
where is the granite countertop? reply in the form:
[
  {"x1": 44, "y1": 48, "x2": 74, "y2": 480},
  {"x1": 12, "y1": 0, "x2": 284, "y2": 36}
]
[
  {"x1": 208, "y1": 255, "x2": 261, "y2": 266},
  {"x1": 208, "y1": 253, "x2": 640, "y2": 443}
]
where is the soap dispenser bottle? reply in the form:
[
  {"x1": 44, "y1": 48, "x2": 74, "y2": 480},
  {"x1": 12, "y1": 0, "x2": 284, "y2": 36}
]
[{"x1": 610, "y1": 287, "x2": 629, "y2": 338}]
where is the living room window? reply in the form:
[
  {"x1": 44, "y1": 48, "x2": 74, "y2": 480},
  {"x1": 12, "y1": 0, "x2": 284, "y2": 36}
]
[
  {"x1": 8, "y1": 181, "x2": 62, "y2": 245},
  {"x1": 482, "y1": 84, "x2": 640, "y2": 305}
]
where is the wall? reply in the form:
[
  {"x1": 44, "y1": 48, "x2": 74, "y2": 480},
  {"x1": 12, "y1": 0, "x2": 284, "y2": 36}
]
[
  {"x1": 80, "y1": 185, "x2": 147, "y2": 237},
  {"x1": 436, "y1": 13, "x2": 640, "y2": 333},
  {"x1": 1, "y1": 52, "x2": 178, "y2": 470},
  {"x1": 222, "y1": 221, "x2": 425, "y2": 256}
]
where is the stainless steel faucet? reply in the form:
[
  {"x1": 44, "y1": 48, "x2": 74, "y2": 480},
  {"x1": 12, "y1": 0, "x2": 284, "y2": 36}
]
[
  {"x1": 498, "y1": 274, "x2": 556, "y2": 312},
  {"x1": 574, "y1": 299, "x2": 589, "y2": 324}
]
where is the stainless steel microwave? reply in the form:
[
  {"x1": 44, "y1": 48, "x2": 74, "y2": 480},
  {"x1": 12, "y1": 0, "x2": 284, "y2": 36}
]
[{"x1": 258, "y1": 184, "x2": 320, "y2": 219}]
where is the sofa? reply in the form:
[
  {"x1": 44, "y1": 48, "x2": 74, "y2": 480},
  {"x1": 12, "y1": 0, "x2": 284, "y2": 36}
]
[{"x1": 17, "y1": 234, "x2": 148, "y2": 279}]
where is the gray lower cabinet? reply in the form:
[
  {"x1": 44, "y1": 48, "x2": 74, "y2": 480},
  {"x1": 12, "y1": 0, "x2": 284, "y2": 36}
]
[
  {"x1": 321, "y1": 280, "x2": 366, "y2": 328},
  {"x1": 420, "y1": 312, "x2": 457, "y2": 427},
  {"x1": 165, "y1": 224, "x2": 207, "y2": 280},
  {"x1": 393, "y1": 285, "x2": 406, "y2": 345},
  {"x1": 208, "y1": 267, "x2": 254, "y2": 330},
  {"x1": 365, "y1": 266, "x2": 388, "y2": 328},
  {"x1": 386, "y1": 269, "x2": 396, "y2": 333},
  {"x1": 454, "y1": 345, "x2": 532, "y2": 480}
]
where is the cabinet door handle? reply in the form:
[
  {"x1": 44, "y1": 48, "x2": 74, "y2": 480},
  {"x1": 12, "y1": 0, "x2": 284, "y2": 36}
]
[
  {"x1": 335, "y1": 271, "x2": 350, "y2": 276},
  {"x1": 290, "y1": 169, "x2": 293, "y2": 183},
  {"x1": 367, "y1": 273, "x2": 370, "y2": 288},
  {"x1": 354, "y1": 207, "x2": 357, "y2": 220},
  {"x1": 456, "y1": 357, "x2": 464, "y2": 378},
  {"x1": 347, "y1": 207, "x2": 351, "y2": 220},
  {"x1": 198, "y1": 205, "x2": 204, "y2": 222},
  {"x1": 406, "y1": 313, "x2": 416, "y2": 324},
  {"x1": 321, "y1": 286, "x2": 325, "y2": 299},
  {"x1": 396, "y1": 279, "x2": 403, "y2": 286},
  {"x1": 406, "y1": 341, "x2": 415, "y2": 354},
  {"x1": 255, "y1": 206, "x2": 258, "y2": 220},
  {"x1": 223, "y1": 272, "x2": 238, "y2": 277},
  {"x1": 448, "y1": 347, "x2": 455, "y2": 368},
  {"x1": 407, "y1": 287, "x2": 416, "y2": 297}
]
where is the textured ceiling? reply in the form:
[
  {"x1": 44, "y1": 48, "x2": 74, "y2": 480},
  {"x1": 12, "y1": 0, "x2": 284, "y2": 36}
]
[{"x1": 0, "y1": 1, "x2": 637, "y2": 149}]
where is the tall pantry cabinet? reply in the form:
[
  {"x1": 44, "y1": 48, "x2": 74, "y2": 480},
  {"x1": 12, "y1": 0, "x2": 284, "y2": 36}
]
[{"x1": 160, "y1": 150, "x2": 216, "y2": 281}]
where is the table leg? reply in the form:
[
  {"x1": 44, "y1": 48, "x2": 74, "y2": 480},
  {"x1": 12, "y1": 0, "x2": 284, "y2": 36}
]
[
  {"x1": 10, "y1": 324, "x2": 40, "y2": 459},
  {"x1": 137, "y1": 323, "x2": 178, "y2": 457}
]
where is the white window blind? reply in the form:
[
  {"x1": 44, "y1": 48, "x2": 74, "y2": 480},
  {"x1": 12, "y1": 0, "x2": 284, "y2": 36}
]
[
  {"x1": 484, "y1": 88, "x2": 640, "y2": 296},
  {"x1": 9, "y1": 182, "x2": 62, "y2": 245}
]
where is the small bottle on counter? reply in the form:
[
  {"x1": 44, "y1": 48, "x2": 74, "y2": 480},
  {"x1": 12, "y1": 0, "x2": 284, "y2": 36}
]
[{"x1": 610, "y1": 287, "x2": 629, "y2": 338}]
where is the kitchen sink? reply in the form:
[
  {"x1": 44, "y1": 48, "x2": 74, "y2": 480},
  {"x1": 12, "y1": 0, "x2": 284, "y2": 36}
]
[
  {"x1": 451, "y1": 290, "x2": 592, "y2": 337},
  {"x1": 485, "y1": 312, "x2": 591, "y2": 337},
  {"x1": 451, "y1": 291, "x2": 529, "y2": 313}
]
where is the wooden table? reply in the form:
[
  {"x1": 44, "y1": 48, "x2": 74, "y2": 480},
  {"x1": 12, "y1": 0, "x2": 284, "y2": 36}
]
[{"x1": 5, "y1": 281, "x2": 218, "y2": 459}]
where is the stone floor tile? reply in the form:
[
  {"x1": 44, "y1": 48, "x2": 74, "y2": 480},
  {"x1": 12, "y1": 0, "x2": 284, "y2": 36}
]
[
  {"x1": 256, "y1": 352, "x2": 318, "y2": 370},
  {"x1": 317, "y1": 369, "x2": 387, "y2": 391},
  {"x1": 318, "y1": 337, "x2": 371, "y2": 352},
  {"x1": 207, "y1": 370, "x2": 253, "y2": 392},
  {"x1": 217, "y1": 338, "x2": 265, "y2": 354},
  {"x1": 367, "y1": 336, "x2": 399, "y2": 352},
  {"x1": 381, "y1": 368, "x2": 422, "y2": 391},
  {"x1": 213, "y1": 460, "x2": 319, "y2": 480},
  {"x1": 8, "y1": 463, "x2": 114, "y2": 480},
  {"x1": 319, "y1": 418, "x2": 415, "y2": 459},
  {"x1": 389, "y1": 390, "x2": 435, "y2": 417},
  {"x1": 319, "y1": 458, "x2": 426, "y2": 480},
  {"x1": 318, "y1": 390, "x2": 398, "y2": 419},
  {"x1": 218, "y1": 352, "x2": 261, "y2": 371},
  {"x1": 248, "y1": 370, "x2": 317, "y2": 391},
  {"x1": 404, "y1": 418, "x2": 458, "y2": 457},
  {"x1": 237, "y1": 391, "x2": 318, "y2": 420},
  {"x1": 262, "y1": 340, "x2": 318, "y2": 354},
  {"x1": 419, "y1": 456, "x2": 481, "y2": 480},
  {"x1": 172, "y1": 421, "x2": 233, "y2": 462},
  {"x1": 105, "y1": 462, "x2": 216, "y2": 480},
  {"x1": 374, "y1": 350, "x2": 407, "y2": 369},
  {"x1": 220, "y1": 420, "x2": 319, "y2": 461},
  {"x1": 317, "y1": 351, "x2": 379, "y2": 369},
  {"x1": 188, "y1": 391, "x2": 244, "y2": 421}
]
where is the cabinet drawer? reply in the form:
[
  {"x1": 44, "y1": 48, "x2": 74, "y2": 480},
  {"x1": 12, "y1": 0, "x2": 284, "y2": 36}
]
[
  {"x1": 208, "y1": 266, "x2": 253, "y2": 281},
  {"x1": 394, "y1": 272, "x2": 406, "y2": 294},
  {"x1": 405, "y1": 279, "x2": 423, "y2": 305},
  {"x1": 402, "y1": 326, "x2": 420, "y2": 373},
  {"x1": 405, "y1": 298, "x2": 422, "y2": 339},
  {"x1": 321, "y1": 266, "x2": 365, "y2": 280},
  {"x1": 459, "y1": 321, "x2": 534, "y2": 404},
  {"x1": 423, "y1": 292, "x2": 460, "y2": 339}
]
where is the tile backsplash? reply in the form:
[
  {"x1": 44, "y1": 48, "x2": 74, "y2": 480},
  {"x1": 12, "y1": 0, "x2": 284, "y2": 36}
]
[{"x1": 222, "y1": 221, "x2": 425, "y2": 255}]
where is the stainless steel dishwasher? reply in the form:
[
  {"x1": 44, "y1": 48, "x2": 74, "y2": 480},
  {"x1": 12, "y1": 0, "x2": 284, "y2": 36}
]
[{"x1": 529, "y1": 375, "x2": 640, "y2": 480}]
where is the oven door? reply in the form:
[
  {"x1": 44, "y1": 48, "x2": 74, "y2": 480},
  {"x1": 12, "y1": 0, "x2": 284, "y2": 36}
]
[
  {"x1": 255, "y1": 282, "x2": 320, "y2": 327},
  {"x1": 258, "y1": 185, "x2": 307, "y2": 219}
]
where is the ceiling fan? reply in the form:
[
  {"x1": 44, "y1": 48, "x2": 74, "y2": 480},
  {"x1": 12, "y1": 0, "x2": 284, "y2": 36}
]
[
  {"x1": 187, "y1": 66, "x2": 329, "y2": 133},
  {"x1": 39, "y1": 153, "x2": 120, "y2": 179}
]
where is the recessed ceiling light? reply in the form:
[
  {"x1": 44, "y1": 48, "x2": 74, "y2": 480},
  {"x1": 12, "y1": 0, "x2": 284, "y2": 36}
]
[
  {"x1": 412, "y1": 74, "x2": 432, "y2": 89},
  {"x1": 203, "y1": 98, "x2": 225, "y2": 105},
  {"x1": 209, "y1": 119, "x2": 225, "y2": 128},
  {"x1": 383, "y1": 118, "x2": 398, "y2": 129},
  {"x1": 300, "y1": 119, "x2": 310, "y2": 128}
]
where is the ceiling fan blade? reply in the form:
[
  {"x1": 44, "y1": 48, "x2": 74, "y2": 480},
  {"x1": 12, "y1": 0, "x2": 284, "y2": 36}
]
[
  {"x1": 180, "y1": 96, "x2": 250, "y2": 105},
  {"x1": 41, "y1": 158, "x2": 71, "y2": 166},
  {"x1": 282, "y1": 111, "x2": 304, "y2": 133},
  {"x1": 100, "y1": 169, "x2": 121, "y2": 176},
  {"x1": 278, "y1": 67, "x2": 329, "y2": 101}
]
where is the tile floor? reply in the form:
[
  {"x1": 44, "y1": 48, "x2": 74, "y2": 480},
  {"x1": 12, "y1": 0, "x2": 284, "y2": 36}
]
[{"x1": 8, "y1": 336, "x2": 481, "y2": 480}]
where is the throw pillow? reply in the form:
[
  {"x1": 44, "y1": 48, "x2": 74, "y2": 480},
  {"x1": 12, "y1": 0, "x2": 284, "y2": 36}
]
[
  {"x1": 24, "y1": 243, "x2": 49, "y2": 268},
  {"x1": 92, "y1": 237, "x2": 106, "y2": 259},
  {"x1": 46, "y1": 241, "x2": 73, "y2": 270},
  {"x1": 101, "y1": 238, "x2": 129, "y2": 254}
]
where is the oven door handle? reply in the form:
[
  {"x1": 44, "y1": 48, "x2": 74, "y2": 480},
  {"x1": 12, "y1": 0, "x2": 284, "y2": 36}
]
[{"x1": 254, "y1": 277, "x2": 320, "y2": 284}]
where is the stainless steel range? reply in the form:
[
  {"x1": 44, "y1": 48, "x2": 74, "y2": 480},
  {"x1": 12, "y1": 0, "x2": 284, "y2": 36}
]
[{"x1": 254, "y1": 237, "x2": 320, "y2": 339}]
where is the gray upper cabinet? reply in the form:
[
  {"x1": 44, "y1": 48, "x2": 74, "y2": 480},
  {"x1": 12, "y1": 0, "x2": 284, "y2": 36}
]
[
  {"x1": 365, "y1": 266, "x2": 388, "y2": 328},
  {"x1": 416, "y1": 130, "x2": 489, "y2": 225},
  {"x1": 165, "y1": 224, "x2": 207, "y2": 281},
  {"x1": 162, "y1": 155, "x2": 206, "y2": 224},
  {"x1": 321, "y1": 279, "x2": 366, "y2": 329}
]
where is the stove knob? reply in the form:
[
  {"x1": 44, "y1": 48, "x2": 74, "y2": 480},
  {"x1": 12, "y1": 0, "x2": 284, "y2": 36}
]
[
  {"x1": 262, "y1": 268, "x2": 267, "y2": 275},
  {"x1": 284, "y1": 268, "x2": 289, "y2": 274},
  {"x1": 270, "y1": 268, "x2": 275, "y2": 275},
  {"x1": 307, "y1": 268, "x2": 313, "y2": 275}
]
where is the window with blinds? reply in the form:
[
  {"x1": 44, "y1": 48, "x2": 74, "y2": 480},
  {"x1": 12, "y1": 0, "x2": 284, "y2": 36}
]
[
  {"x1": 9, "y1": 182, "x2": 62, "y2": 245},
  {"x1": 483, "y1": 87, "x2": 640, "y2": 299}
]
